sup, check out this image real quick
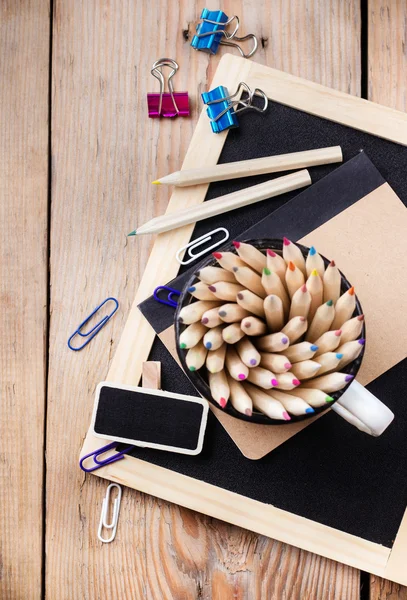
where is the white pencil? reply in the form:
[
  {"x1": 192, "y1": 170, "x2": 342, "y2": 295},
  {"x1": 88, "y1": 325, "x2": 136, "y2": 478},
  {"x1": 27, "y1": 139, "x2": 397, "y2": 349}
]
[
  {"x1": 243, "y1": 382, "x2": 291, "y2": 420},
  {"x1": 282, "y1": 238, "x2": 306, "y2": 276},
  {"x1": 256, "y1": 331, "x2": 290, "y2": 353},
  {"x1": 212, "y1": 251, "x2": 246, "y2": 272},
  {"x1": 232, "y1": 241, "x2": 266, "y2": 273},
  {"x1": 285, "y1": 261, "x2": 305, "y2": 298},
  {"x1": 227, "y1": 376, "x2": 253, "y2": 416},
  {"x1": 266, "y1": 249, "x2": 287, "y2": 282},
  {"x1": 305, "y1": 300, "x2": 335, "y2": 342},
  {"x1": 275, "y1": 372, "x2": 301, "y2": 390},
  {"x1": 236, "y1": 289, "x2": 265, "y2": 318},
  {"x1": 225, "y1": 346, "x2": 249, "y2": 381},
  {"x1": 179, "y1": 300, "x2": 221, "y2": 324},
  {"x1": 233, "y1": 266, "x2": 266, "y2": 298},
  {"x1": 286, "y1": 387, "x2": 334, "y2": 407},
  {"x1": 207, "y1": 281, "x2": 244, "y2": 302},
  {"x1": 201, "y1": 306, "x2": 224, "y2": 328},
  {"x1": 314, "y1": 329, "x2": 342, "y2": 355},
  {"x1": 263, "y1": 294, "x2": 285, "y2": 332},
  {"x1": 196, "y1": 265, "x2": 236, "y2": 284},
  {"x1": 209, "y1": 371, "x2": 230, "y2": 408},
  {"x1": 262, "y1": 268, "x2": 290, "y2": 314},
  {"x1": 179, "y1": 322, "x2": 207, "y2": 349},
  {"x1": 188, "y1": 281, "x2": 219, "y2": 301},
  {"x1": 203, "y1": 325, "x2": 225, "y2": 351},
  {"x1": 268, "y1": 389, "x2": 315, "y2": 416},
  {"x1": 247, "y1": 366, "x2": 279, "y2": 389},
  {"x1": 241, "y1": 316, "x2": 268, "y2": 336},
  {"x1": 260, "y1": 352, "x2": 292, "y2": 373},
  {"x1": 218, "y1": 303, "x2": 250, "y2": 323},
  {"x1": 281, "y1": 316, "x2": 308, "y2": 344},
  {"x1": 289, "y1": 284, "x2": 311, "y2": 319},
  {"x1": 305, "y1": 246, "x2": 325, "y2": 277},
  {"x1": 186, "y1": 341, "x2": 208, "y2": 371},
  {"x1": 306, "y1": 269, "x2": 324, "y2": 321},
  {"x1": 206, "y1": 344, "x2": 227, "y2": 373},
  {"x1": 290, "y1": 360, "x2": 321, "y2": 380},
  {"x1": 236, "y1": 337, "x2": 261, "y2": 367},
  {"x1": 316, "y1": 351, "x2": 344, "y2": 375},
  {"x1": 337, "y1": 339, "x2": 365, "y2": 368},
  {"x1": 284, "y1": 341, "x2": 319, "y2": 363},
  {"x1": 323, "y1": 260, "x2": 341, "y2": 304},
  {"x1": 301, "y1": 372, "x2": 354, "y2": 392},
  {"x1": 222, "y1": 322, "x2": 246, "y2": 344},
  {"x1": 340, "y1": 314, "x2": 364, "y2": 344},
  {"x1": 331, "y1": 287, "x2": 356, "y2": 329}
]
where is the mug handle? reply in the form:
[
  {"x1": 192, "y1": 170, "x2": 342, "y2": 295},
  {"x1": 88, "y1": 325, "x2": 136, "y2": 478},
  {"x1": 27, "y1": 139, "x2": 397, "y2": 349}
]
[{"x1": 331, "y1": 380, "x2": 394, "y2": 437}]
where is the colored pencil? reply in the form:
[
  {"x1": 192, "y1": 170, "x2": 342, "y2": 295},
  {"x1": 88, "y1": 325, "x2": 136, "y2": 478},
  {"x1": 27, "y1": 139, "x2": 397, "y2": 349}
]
[
  {"x1": 207, "y1": 281, "x2": 244, "y2": 302},
  {"x1": 340, "y1": 314, "x2": 364, "y2": 344},
  {"x1": 275, "y1": 372, "x2": 301, "y2": 390},
  {"x1": 262, "y1": 268, "x2": 290, "y2": 314},
  {"x1": 212, "y1": 251, "x2": 246, "y2": 272},
  {"x1": 256, "y1": 331, "x2": 290, "y2": 353},
  {"x1": 237, "y1": 289, "x2": 265, "y2": 318},
  {"x1": 247, "y1": 366, "x2": 279, "y2": 389},
  {"x1": 290, "y1": 359, "x2": 321, "y2": 380},
  {"x1": 260, "y1": 352, "x2": 292, "y2": 373},
  {"x1": 289, "y1": 284, "x2": 311, "y2": 319},
  {"x1": 201, "y1": 306, "x2": 224, "y2": 328},
  {"x1": 282, "y1": 237, "x2": 306, "y2": 276},
  {"x1": 179, "y1": 322, "x2": 207, "y2": 349},
  {"x1": 188, "y1": 281, "x2": 219, "y2": 301},
  {"x1": 222, "y1": 322, "x2": 246, "y2": 344},
  {"x1": 331, "y1": 287, "x2": 356, "y2": 329},
  {"x1": 314, "y1": 329, "x2": 342, "y2": 355},
  {"x1": 323, "y1": 260, "x2": 341, "y2": 304},
  {"x1": 227, "y1": 376, "x2": 253, "y2": 416},
  {"x1": 285, "y1": 261, "x2": 305, "y2": 299},
  {"x1": 153, "y1": 147, "x2": 342, "y2": 186},
  {"x1": 209, "y1": 370, "x2": 230, "y2": 408},
  {"x1": 268, "y1": 389, "x2": 315, "y2": 416},
  {"x1": 286, "y1": 387, "x2": 334, "y2": 407},
  {"x1": 305, "y1": 246, "x2": 325, "y2": 277},
  {"x1": 241, "y1": 316, "x2": 268, "y2": 336},
  {"x1": 232, "y1": 241, "x2": 266, "y2": 273},
  {"x1": 206, "y1": 343, "x2": 227, "y2": 373},
  {"x1": 225, "y1": 346, "x2": 250, "y2": 381},
  {"x1": 203, "y1": 325, "x2": 225, "y2": 351},
  {"x1": 129, "y1": 171, "x2": 311, "y2": 235},
  {"x1": 236, "y1": 337, "x2": 261, "y2": 367},
  {"x1": 266, "y1": 249, "x2": 287, "y2": 282},
  {"x1": 316, "y1": 351, "x2": 343, "y2": 375},
  {"x1": 284, "y1": 341, "x2": 319, "y2": 363},
  {"x1": 337, "y1": 339, "x2": 365, "y2": 368},
  {"x1": 301, "y1": 372, "x2": 354, "y2": 392},
  {"x1": 218, "y1": 303, "x2": 250, "y2": 323},
  {"x1": 263, "y1": 294, "x2": 285, "y2": 332},
  {"x1": 305, "y1": 300, "x2": 335, "y2": 342},
  {"x1": 281, "y1": 316, "x2": 308, "y2": 344},
  {"x1": 179, "y1": 300, "x2": 221, "y2": 324},
  {"x1": 186, "y1": 341, "x2": 208, "y2": 371},
  {"x1": 243, "y1": 382, "x2": 291, "y2": 421},
  {"x1": 233, "y1": 266, "x2": 266, "y2": 298},
  {"x1": 196, "y1": 265, "x2": 236, "y2": 284},
  {"x1": 306, "y1": 268, "x2": 324, "y2": 321}
]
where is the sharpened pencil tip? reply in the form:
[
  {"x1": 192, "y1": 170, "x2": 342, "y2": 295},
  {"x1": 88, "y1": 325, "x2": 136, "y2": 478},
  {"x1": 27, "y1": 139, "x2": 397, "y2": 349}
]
[
  {"x1": 309, "y1": 246, "x2": 316, "y2": 256},
  {"x1": 301, "y1": 284, "x2": 307, "y2": 292},
  {"x1": 271, "y1": 378, "x2": 278, "y2": 386},
  {"x1": 326, "y1": 299, "x2": 333, "y2": 306},
  {"x1": 336, "y1": 353, "x2": 343, "y2": 359},
  {"x1": 288, "y1": 261, "x2": 295, "y2": 271},
  {"x1": 232, "y1": 241, "x2": 240, "y2": 249},
  {"x1": 128, "y1": 230, "x2": 137, "y2": 236},
  {"x1": 357, "y1": 314, "x2": 364, "y2": 321},
  {"x1": 245, "y1": 408, "x2": 252, "y2": 417},
  {"x1": 306, "y1": 407, "x2": 315, "y2": 414},
  {"x1": 293, "y1": 379, "x2": 301, "y2": 386},
  {"x1": 326, "y1": 395, "x2": 334, "y2": 403},
  {"x1": 267, "y1": 249, "x2": 277, "y2": 257},
  {"x1": 152, "y1": 180, "x2": 161, "y2": 185},
  {"x1": 348, "y1": 286, "x2": 355, "y2": 295},
  {"x1": 213, "y1": 252, "x2": 222, "y2": 259},
  {"x1": 310, "y1": 345, "x2": 318, "y2": 351},
  {"x1": 283, "y1": 411, "x2": 291, "y2": 421},
  {"x1": 283, "y1": 237, "x2": 291, "y2": 246},
  {"x1": 329, "y1": 260, "x2": 336, "y2": 267},
  {"x1": 345, "y1": 374, "x2": 354, "y2": 382},
  {"x1": 335, "y1": 329, "x2": 342, "y2": 336},
  {"x1": 311, "y1": 269, "x2": 318, "y2": 276},
  {"x1": 263, "y1": 267, "x2": 271, "y2": 275},
  {"x1": 220, "y1": 397, "x2": 227, "y2": 408}
]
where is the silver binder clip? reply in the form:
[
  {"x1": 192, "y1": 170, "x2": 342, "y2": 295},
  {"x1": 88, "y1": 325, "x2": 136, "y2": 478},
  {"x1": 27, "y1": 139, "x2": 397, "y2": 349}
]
[
  {"x1": 97, "y1": 483, "x2": 122, "y2": 543},
  {"x1": 176, "y1": 227, "x2": 229, "y2": 265}
]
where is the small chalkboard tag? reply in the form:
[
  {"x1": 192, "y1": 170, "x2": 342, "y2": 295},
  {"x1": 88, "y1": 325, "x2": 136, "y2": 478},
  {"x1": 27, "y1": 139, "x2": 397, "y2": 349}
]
[{"x1": 91, "y1": 382, "x2": 209, "y2": 456}]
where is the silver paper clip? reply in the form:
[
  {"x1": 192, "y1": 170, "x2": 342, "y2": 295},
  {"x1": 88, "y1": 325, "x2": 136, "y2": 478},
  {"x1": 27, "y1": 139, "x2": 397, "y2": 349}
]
[
  {"x1": 98, "y1": 483, "x2": 122, "y2": 544},
  {"x1": 176, "y1": 227, "x2": 229, "y2": 265}
]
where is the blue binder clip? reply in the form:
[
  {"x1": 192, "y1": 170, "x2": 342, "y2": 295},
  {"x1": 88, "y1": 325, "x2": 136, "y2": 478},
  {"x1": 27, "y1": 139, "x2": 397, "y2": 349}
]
[
  {"x1": 201, "y1": 82, "x2": 268, "y2": 134},
  {"x1": 191, "y1": 9, "x2": 257, "y2": 58}
]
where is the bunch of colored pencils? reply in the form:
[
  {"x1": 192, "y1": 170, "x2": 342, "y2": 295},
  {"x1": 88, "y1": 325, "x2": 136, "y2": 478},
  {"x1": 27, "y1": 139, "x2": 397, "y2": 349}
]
[{"x1": 178, "y1": 238, "x2": 364, "y2": 421}]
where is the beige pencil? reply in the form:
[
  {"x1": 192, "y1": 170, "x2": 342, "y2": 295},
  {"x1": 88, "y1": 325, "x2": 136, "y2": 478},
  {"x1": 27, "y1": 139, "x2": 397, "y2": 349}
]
[
  {"x1": 305, "y1": 246, "x2": 325, "y2": 277},
  {"x1": 266, "y1": 249, "x2": 287, "y2": 282},
  {"x1": 237, "y1": 290, "x2": 265, "y2": 318},
  {"x1": 263, "y1": 294, "x2": 285, "y2": 331},
  {"x1": 203, "y1": 326, "x2": 225, "y2": 351},
  {"x1": 179, "y1": 322, "x2": 207, "y2": 349},
  {"x1": 233, "y1": 266, "x2": 266, "y2": 298},
  {"x1": 306, "y1": 269, "x2": 324, "y2": 321},
  {"x1": 260, "y1": 352, "x2": 292, "y2": 373},
  {"x1": 207, "y1": 281, "x2": 244, "y2": 302},
  {"x1": 241, "y1": 316, "x2": 268, "y2": 336},
  {"x1": 236, "y1": 337, "x2": 261, "y2": 367},
  {"x1": 222, "y1": 322, "x2": 246, "y2": 344},
  {"x1": 262, "y1": 269, "x2": 290, "y2": 314},
  {"x1": 301, "y1": 372, "x2": 354, "y2": 392},
  {"x1": 337, "y1": 339, "x2": 365, "y2": 368},
  {"x1": 306, "y1": 300, "x2": 335, "y2": 342},
  {"x1": 267, "y1": 389, "x2": 315, "y2": 416},
  {"x1": 331, "y1": 287, "x2": 356, "y2": 329},
  {"x1": 206, "y1": 343, "x2": 227, "y2": 373},
  {"x1": 285, "y1": 261, "x2": 305, "y2": 298},
  {"x1": 227, "y1": 376, "x2": 253, "y2": 416},
  {"x1": 256, "y1": 331, "x2": 290, "y2": 353},
  {"x1": 314, "y1": 329, "x2": 342, "y2": 355},
  {"x1": 130, "y1": 171, "x2": 311, "y2": 236},
  {"x1": 247, "y1": 366, "x2": 279, "y2": 389},
  {"x1": 290, "y1": 360, "x2": 321, "y2": 380},
  {"x1": 208, "y1": 371, "x2": 230, "y2": 408},
  {"x1": 179, "y1": 300, "x2": 221, "y2": 324},
  {"x1": 323, "y1": 260, "x2": 341, "y2": 304},
  {"x1": 232, "y1": 241, "x2": 266, "y2": 273},
  {"x1": 289, "y1": 284, "x2": 311, "y2": 319},
  {"x1": 201, "y1": 306, "x2": 224, "y2": 328},
  {"x1": 243, "y1": 382, "x2": 291, "y2": 420},
  {"x1": 186, "y1": 341, "x2": 208, "y2": 371},
  {"x1": 282, "y1": 238, "x2": 306, "y2": 276},
  {"x1": 276, "y1": 372, "x2": 301, "y2": 390},
  {"x1": 212, "y1": 251, "x2": 246, "y2": 272},
  {"x1": 196, "y1": 265, "x2": 236, "y2": 284},
  {"x1": 286, "y1": 387, "x2": 334, "y2": 407},
  {"x1": 188, "y1": 281, "x2": 219, "y2": 301},
  {"x1": 316, "y1": 351, "x2": 343, "y2": 375},
  {"x1": 218, "y1": 303, "x2": 250, "y2": 323},
  {"x1": 154, "y1": 147, "x2": 342, "y2": 186},
  {"x1": 225, "y1": 346, "x2": 250, "y2": 381},
  {"x1": 284, "y1": 341, "x2": 319, "y2": 363},
  {"x1": 340, "y1": 314, "x2": 364, "y2": 344},
  {"x1": 281, "y1": 316, "x2": 308, "y2": 344}
]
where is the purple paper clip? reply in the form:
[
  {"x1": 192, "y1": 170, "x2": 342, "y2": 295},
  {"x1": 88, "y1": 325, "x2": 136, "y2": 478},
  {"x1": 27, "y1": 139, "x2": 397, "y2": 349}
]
[
  {"x1": 147, "y1": 58, "x2": 189, "y2": 118},
  {"x1": 154, "y1": 285, "x2": 181, "y2": 308},
  {"x1": 79, "y1": 441, "x2": 135, "y2": 473}
]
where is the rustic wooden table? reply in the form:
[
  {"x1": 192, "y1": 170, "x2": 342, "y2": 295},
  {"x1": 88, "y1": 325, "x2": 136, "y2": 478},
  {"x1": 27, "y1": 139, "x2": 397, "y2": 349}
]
[{"x1": 1, "y1": 1, "x2": 406, "y2": 598}]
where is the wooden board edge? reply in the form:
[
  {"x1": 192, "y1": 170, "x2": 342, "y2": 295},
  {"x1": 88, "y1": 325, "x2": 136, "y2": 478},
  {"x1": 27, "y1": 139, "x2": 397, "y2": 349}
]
[{"x1": 383, "y1": 507, "x2": 407, "y2": 585}]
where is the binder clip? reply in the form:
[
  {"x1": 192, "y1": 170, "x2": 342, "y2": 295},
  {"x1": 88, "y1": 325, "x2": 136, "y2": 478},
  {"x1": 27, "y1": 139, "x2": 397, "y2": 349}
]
[
  {"x1": 147, "y1": 58, "x2": 189, "y2": 118},
  {"x1": 201, "y1": 82, "x2": 268, "y2": 134},
  {"x1": 191, "y1": 8, "x2": 258, "y2": 58}
]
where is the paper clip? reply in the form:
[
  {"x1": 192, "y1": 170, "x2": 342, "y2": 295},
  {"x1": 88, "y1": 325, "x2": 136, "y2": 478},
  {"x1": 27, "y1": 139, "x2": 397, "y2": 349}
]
[
  {"x1": 153, "y1": 285, "x2": 181, "y2": 308},
  {"x1": 67, "y1": 297, "x2": 119, "y2": 351},
  {"x1": 202, "y1": 82, "x2": 268, "y2": 134},
  {"x1": 191, "y1": 8, "x2": 258, "y2": 58},
  {"x1": 98, "y1": 483, "x2": 122, "y2": 543},
  {"x1": 79, "y1": 441, "x2": 135, "y2": 472},
  {"x1": 147, "y1": 58, "x2": 190, "y2": 118},
  {"x1": 176, "y1": 227, "x2": 229, "y2": 265}
]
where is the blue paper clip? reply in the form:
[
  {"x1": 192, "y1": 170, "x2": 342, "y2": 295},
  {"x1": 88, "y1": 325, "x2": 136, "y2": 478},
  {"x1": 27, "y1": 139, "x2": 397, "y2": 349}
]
[
  {"x1": 79, "y1": 441, "x2": 134, "y2": 472},
  {"x1": 201, "y1": 82, "x2": 268, "y2": 134},
  {"x1": 191, "y1": 8, "x2": 257, "y2": 58},
  {"x1": 154, "y1": 286, "x2": 181, "y2": 308},
  {"x1": 67, "y1": 297, "x2": 119, "y2": 351}
]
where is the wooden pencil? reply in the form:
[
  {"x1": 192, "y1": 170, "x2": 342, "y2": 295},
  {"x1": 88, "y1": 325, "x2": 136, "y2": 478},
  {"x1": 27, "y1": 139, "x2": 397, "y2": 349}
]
[
  {"x1": 203, "y1": 325, "x2": 225, "y2": 351},
  {"x1": 186, "y1": 341, "x2": 208, "y2": 371},
  {"x1": 179, "y1": 300, "x2": 221, "y2": 324},
  {"x1": 243, "y1": 382, "x2": 291, "y2": 421},
  {"x1": 286, "y1": 387, "x2": 334, "y2": 407},
  {"x1": 285, "y1": 261, "x2": 305, "y2": 298},
  {"x1": 301, "y1": 372, "x2": 354, "y2": 392},
  {"x1": 153, "y1": 147, "x2": 342, "y2": 186},
  {"x1": 323, "y1": 260, "x2": 341, "y2": 304},
  {"x1": 260, "y1": 352, "x2": 292, "y2": 373},
  {"x1": 266, "y1": 249, "x2": 287, "y2": 282},
  {"x1": 209, "y1": 370, "x2": 230, "y2": 408},
  {"x1": 268, "y1": 389, "x2": 315, "y2": 415},
  {"x1": 236, "y1": 289, "x2": 265, "y2": 318},
  {"x1": 212, "y1": 251, "x2": 246, "y2": 272},
  {"x1": 340, "y1": 314, "x2": 364, "y2": 344},
  {"x1": 227, "y1": 376, "x2": 253, "y2": 416},
  {"x1": 236, "y1": 337, "x2": 261, "y2": 367},
  {"x1": 281, "y1": 316, "x2": 308, "y2": 344},
  {"x1": 306, "y1": 269, "x2": 324, "y2": 321},
  {"x1": 222, "y1": 322, "x2": 246, "y2": 344},
  {"x1": 282, "y1": 238, "x2": 306, "y2": 276},
  {"x1": 241, "y1": 316, "x2": 268, "y2": 336},
  {"x1": 305, "y1": 300, "x2": 335, "y2": 342},
  {"x1": 314, "y1": 329, "x2": 342, "y2": 355},
  {"x1": 207, "y1": 281, "x2": 244, "y2": 302},
  {"x1": 201, "y1": 306, "x2": 224, "y2": 328},
  {"x1": 290, "y1": 359, "x2": 321, "y2": 380},
  {"x1": 275, "y1": 372, "x2": 301, "y2": 390},
  {"x1": 256, "y1": 331, "x2": 290, "y2": 353},
  {"x1": 129, "y1": 171, "x2": 312, "y2": 235},
  {"x1": 331, "y1": 287, "x2": 356, "y2": 329},
  {"x1": 316, "y1": 351, "x2": 343, "y2": 375},
  {"x1": 233, "y1": 266, "x2": 266, "y2": 298},
  {"x1": 262, "y1": 268, "x2": 290, "y2": 314},
  {"x1": 247, "y1": 366, "x2": 279, "y2": 389},
  {"x1": 337, "y1": 339, "x2": 365, "y2": 368},
  {"x1": 232, "y1": 241, "x2": 266, "y2": 273},
  {"x1": 263, "y1": 294, "x2": 285, "y2": 332},
  {"x1": 196, "y1": 265, "x2": 236, "y2": 284},
  {"x1": 188, "y1": 281, "x2": 219, "y2": 301},
  {"x1": 289, "y1": 284, "x2": 311, "y2": 319},
  {"x1": 218, "y1": 303, "x2": 250, "y2": 323},
  {"x1": 206, "y1": 343, "x2": 227, "y2": 373},
  {"x1": 179, "y1": 322, "x2": 207, "y2": 349},
  {"x1": 284, "y1": 341, "x2": 319, "y2": 363},
  {"x1": 305, "y1": 246, "x2": 325, "y2": 277},
  {"x1": 225, "y1": 346, "x2": 249, "y2": 381}
]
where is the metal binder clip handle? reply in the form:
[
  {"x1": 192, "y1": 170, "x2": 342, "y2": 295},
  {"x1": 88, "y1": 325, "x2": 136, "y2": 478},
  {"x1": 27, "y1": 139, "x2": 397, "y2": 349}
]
[
  {"x1": 151, "y1": 58, "x2": 179, "y2": 116},
  {"x1": 98, "y1": 483, "x2": 122, "y2": 543},
  {"x1": 176, "y1": 227, "x2": 230, "y2": 265},
  {"x1": 207, "y1": 82, "x2": 268, "y2": 123},
  {"x1": 195, "y1": 14, "x2": 258, "y2": 58}
]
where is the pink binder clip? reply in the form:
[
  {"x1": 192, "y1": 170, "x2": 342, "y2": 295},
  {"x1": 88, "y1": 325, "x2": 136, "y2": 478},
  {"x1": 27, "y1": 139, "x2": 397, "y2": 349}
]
[{"x1": 147, "y1": 58, "x2": 190, "y2": 118}]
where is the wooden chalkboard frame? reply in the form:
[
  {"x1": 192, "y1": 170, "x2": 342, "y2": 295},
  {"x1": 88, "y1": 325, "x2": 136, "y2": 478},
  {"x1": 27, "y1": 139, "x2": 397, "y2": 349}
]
[{"x1": 80, "y1": 54, "x2": 407, "y2": 584}]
